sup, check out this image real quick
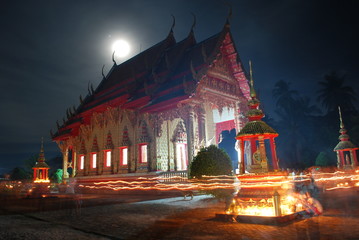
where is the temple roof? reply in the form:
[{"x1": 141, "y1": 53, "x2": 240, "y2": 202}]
[
  {"x1": 333, "y1": 107, "x2": 358, "y2": 151},
  {"x1": 33, "y1": 162, "x2": 50, "y2": 169},
  {"x1": 53, "y1": 21, "x2": 249, "y2": 140},
  {"x1": 236, "y1": 62, "x2": 278, "y2": 139},
  {"x1": 236, "y1": 120, "x2": 278, "y2": 138},
  {"x1": 334, "y1": 141, "x2": 358, "y2": 151},
  {"x1": 33, "y1": 138, "x2": 50, "y2": 169}
]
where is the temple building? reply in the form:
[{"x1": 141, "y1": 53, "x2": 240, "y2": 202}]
[
  {"x1": 33, "y1": 138, "x2": 50, "y2": 183},
  {"x1": 52, "y1": 19, "x2": 251, "y2": 179},
  {"x1": 236, "y1": 62, "x2": 279, "y2": 174},
  {"x1": 334, "y1": 107, "x2": 358, "y2": 169}
]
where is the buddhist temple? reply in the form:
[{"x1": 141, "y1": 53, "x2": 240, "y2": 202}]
[
  {"x1": 33, "y1": 138, "x2": 50, "y2": 183},
  {"x1": 334, "y1": 107, "x2": 358, "y2": 169},
  {"x1": 52, "y1": 19, "x2": 251, "y2": 179},
  {"x1": 236, "y1": 61, "x2": 279, "y2": 174}
]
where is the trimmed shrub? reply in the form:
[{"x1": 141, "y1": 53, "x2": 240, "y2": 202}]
[{"x1": 190, "y1": 145, "x2": 232, "y2": 179}]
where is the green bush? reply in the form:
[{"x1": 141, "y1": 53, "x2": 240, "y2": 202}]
[{"x1": 189, "y1": 145, "x2": 232, "y2": 179}]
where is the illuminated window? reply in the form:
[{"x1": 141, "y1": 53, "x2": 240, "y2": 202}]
[
  {"x1": 79, "y1": 155, "x2": 85, "y2": 170},
  {"x1": 120, "y1": 147, "x2": 128, "y2": 165},
  {"x1": 92, "y1": 153, "x2": 97, "y2": 168},
  {"x1": 139, "y1": 144, "x2": 147, "y2": 163},
  {"x1": 105, "y1": 150, "x2": 111, "y2": 167}
]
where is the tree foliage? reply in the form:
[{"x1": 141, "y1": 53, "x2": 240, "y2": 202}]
[
  {"x1": 10, "y1": 167, "x2": 30, "y2": 180},
  {"x1": 315, "y1": 152, "x2": 335, "y2": 167},
  {"x1": 190, "y1": 145, "x2": 232, "y2": 179},
  {"x1": 317, "y1": 71, "x2": 357, "y2": 113},
  {"x1": 51, "y1": 169, "x2": 63, "y2": 183}
]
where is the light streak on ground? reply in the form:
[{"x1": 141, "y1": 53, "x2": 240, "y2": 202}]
[{"x1": 77, "y1": 170, "x2": 359, "y2": 192}]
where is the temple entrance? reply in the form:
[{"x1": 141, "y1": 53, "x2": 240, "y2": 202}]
[
  {"x1": 213, "y1": 108, "x2": 238, "y2": 173},
  {"x1": 176, "y1": 143, "x2": 187, "y2": 171}
]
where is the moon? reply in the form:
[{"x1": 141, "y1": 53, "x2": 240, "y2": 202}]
[{"x1": 112, "y1": 39, "x2": 130, "y2": 58}]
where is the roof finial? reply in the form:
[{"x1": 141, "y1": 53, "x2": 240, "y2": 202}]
[
  {"x1": 112, "y1": 51, "x2": 117, "y2": 65},
  {"x1": 40, "y1": 137, "x2": 44, "y2": 152},
  {"x1": 170, "y1": 14, "x2": 176, "y2": 32},
  {"x1": 224, "y1": 0, "x2": 232, "y2": 26},
  {"x1": 249, "y1": 60, "x2": 256, "y2": 98},
  {"x1": 338, "y1": 106, "x2": 344, "y2": 129},
  {"x1": 190, "y1": 12, "x2": 196, "y2": 32},
  {"x1": 102, "y1": 65, "x2": 106, "y2": 79}
]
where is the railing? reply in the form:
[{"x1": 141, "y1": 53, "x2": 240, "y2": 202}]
[{"x1": 157, "y1": 170, "x2": 188, "y2": 183}]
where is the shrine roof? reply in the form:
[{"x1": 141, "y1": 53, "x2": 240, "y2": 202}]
[
  {"x1": 33, "y1": 162, "x2": 50, "y2": 169},
  {"x1": 334, "y1": 141, "x2": 358, "y2": 151},
  {"x1": 236, "y1": 121, "x2": 278, "y2": 139}
]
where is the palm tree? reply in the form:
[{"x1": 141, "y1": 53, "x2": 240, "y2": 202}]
[
  {"x1": 272, "y1": 80, "x2": 298, "y2": 110},
  {"x1": 317, "y1": 71, "x2": 357, "y2": 113}
]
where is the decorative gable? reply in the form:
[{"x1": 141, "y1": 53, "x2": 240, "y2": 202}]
[
  {"x1": 79, "y1": 141, "x2": 87, "y2": 154},
  {"x1": 121, "y1": 126, "x2": 132, "y2": 146},
  {"x1": 172, "y1": 121, "x2": 187, "y2": 143},
  {"x1": 105, "y1": 131, "x2": 114, "y2": 149},
  {"x1": 139, "y1": 121, "x2": 151, "y2": 143},
  {"x1": 91, "y1": 136, "x2": 99, "y2": 152}
]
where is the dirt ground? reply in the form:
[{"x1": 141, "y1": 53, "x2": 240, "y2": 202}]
[{"x1": 0, "y1": 189, "x2": 359, "y2": 240}]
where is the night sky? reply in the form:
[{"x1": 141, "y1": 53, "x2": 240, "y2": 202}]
[{"x1": 0, "y1": 0, "x2": 358, "y2": 174}]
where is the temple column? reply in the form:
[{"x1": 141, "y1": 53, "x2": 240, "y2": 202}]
[
  {"x1": 270, "y1": 138, "x2": 279, "y2": 170},
  {"x1": 186, "y1": 105, "x2": 195, "y2": 165},
  {"x1": 336, "y1": 152, "x2": 341, "y2": 168},
  {"x1": 72, "y1": 151, "x2": 77, "y2": 177},
  {"x1": 33, "y1": 168, "x2": 36, "y2": 181},
  {"x1": 339, "y1": 151, "x2": 345, "y2": 168},
  {"x1": 238, "y1": 139, "x2": 245, "y2": 174},
  {"x1": 63, "y1": 149, "x2": 69, "y2": 179},
  {"x1": 198, "y1": 108, "x2": 206, "y2": 146},
  {"x1": 351, "y1": 150, "x2": 358, "y2": 166},
  {"x1": 250, "y1": 138, "x2": 256, "y2": 165},
  {"x1": 167, "y1": 120, "x2": 172, "y2": 171}
]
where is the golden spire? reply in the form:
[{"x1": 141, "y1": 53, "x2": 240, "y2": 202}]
[
  {"x1": 338, "y1": 106, "x2": 344, "y2": 129},
  {"x1": 249, "y1": 60, "x2": 257, "y2": 98},
  {"x1": 38, "y1": 137, "x2": 45, "y2": 163}
]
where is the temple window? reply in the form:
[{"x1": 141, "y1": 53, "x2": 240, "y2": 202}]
[
  {"x1": 104, "y1": 150, "x2": 111, "y2": 167},
  {"x1": 79, "y1": 155, "x2": 85, "y2": 170},
  {"x1": 120, "y1": 147, "x2": 128, "y2": 165},
  {"x1": 139, "y1": 144, "x2": 148, "y2": 163},
  {"x1": 91, "y1": 153, "x2": 97, "y2": 168}
]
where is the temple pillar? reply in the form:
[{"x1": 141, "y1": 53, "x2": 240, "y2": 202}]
[
  {"x1": 238, "y1": 139, "x2": 245, "y2": 174},
  {"x1": 351, "y1": 150, "x2": 358, "y2": 166},
  {"x1": 270, "y1": 138, "x2": 279, "y2": 170},
  {"x1": 250, "y1": 138, "x2": 256, "y2": 165},
  {"x1": 72, "y1": 151, "x2": 77, "y2": 177},
  {"x1": 339, "y1": 151, "x2": 345, "y2": 168},
  {"x1": 63, "y1": 149, "x2": 69, "y2": 179},
  {"x1": 167, "y1": 120, "x2": 171, "y2": 171},
  {"x1": 198, "y1": 108, "x2": 206, "y2": 145},
  {"x1": 33, "y1": 168, "x2": 36, "y2": 181},
  {"x1": 336, "y1": 152, "x2": 341, "y2": 168},
  {"x1": 186, "y1": 105, "x2": 195, "y2": 165}
]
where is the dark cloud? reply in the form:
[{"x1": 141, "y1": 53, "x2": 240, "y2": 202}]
[{"x1": 0, "y1": 0, "x2": 358, "y2": 173}]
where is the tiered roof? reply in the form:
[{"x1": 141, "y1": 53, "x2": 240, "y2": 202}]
[
  {"x1": 236, "y1": 61, "x2": 278, "y2": 139},
  {"x1": 33, "y1": 138, "x2": 50, "y2": 169},
  {"x1": 334, "y1": 107, "x2": 358, "y2": 151},
  {"x1": 53, "y1": 20, "x2": 249, "y2": 140}
]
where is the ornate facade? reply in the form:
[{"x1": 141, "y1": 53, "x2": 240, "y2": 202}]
[{"x1": 52, "y1": 20, "x2": 250, "y2": 179}]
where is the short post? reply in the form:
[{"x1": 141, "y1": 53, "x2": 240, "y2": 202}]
[{"x1": 273, "y1": 190, "x2": 281, "y2": 216}]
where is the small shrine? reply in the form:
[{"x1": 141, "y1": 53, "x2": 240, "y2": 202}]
[
  {"x1": 236, "y1": 62, "x2": 279, "y2": 174},
  {"x1": 334, "y1": 107, "x2": 358, "y2": 169},
  {"x1": 33, "y1": 138, "x2": 50, "y2": 183}
]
